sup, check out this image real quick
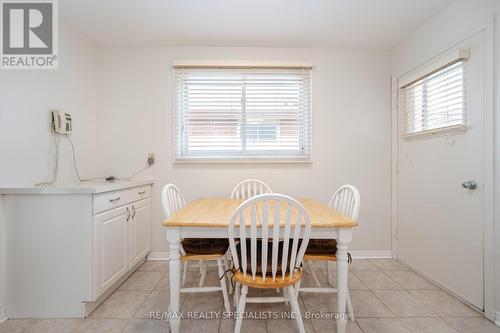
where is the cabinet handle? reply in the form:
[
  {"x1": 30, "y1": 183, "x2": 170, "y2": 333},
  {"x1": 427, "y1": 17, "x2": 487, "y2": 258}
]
[
  {"x1": 138, "y1": 191, "x2": 146, "y2": 195},
  {"x1": 109, "y1": 197, "x2": 121, "y2": 203},
  {"x1": 126, "y1": 207, "x2": 130, "y2": 222},
  {"x1": 131, "y1": 206, "x2": 136, "y2": 219}
]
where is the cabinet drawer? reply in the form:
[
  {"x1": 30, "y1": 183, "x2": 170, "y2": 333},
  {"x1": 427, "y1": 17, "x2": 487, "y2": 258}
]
[
  {"x1": 130, "y1": 185, "x2": 151, "y2": 202},
  {"x1": 93, "y1": 190, "x2": 131, "y2": 214}
]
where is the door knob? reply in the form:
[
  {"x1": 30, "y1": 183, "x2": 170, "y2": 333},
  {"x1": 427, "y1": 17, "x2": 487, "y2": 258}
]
[{"x1": 461, "y1": 181, "x2": 478, "y2": 190}]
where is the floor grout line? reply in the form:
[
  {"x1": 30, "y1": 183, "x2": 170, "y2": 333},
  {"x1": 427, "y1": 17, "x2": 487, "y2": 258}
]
[{"x1": 3, "y1": 260, "x2": 497, "y2": 333}]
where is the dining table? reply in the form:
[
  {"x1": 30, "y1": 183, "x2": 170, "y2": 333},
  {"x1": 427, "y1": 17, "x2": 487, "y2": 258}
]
[{"x1": 162, "y1": 197, "x2": 358, "y2": 333}]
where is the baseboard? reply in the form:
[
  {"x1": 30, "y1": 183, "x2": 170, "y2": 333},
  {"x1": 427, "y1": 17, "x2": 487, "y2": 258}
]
[
  {"x1": 494, "y1": 311, "x2": 500, "y2": 327},
  {"x1": 349, "y1": 251, "x2": 392, "y2": 259},
  {"x1": 147, "y1": 252, "x2": 170, "y2": 261},
  {"x1": 0, "y1": 307, "x2": 6, "y2": 324},
  {"x1": 147, "y1": 251, "x2": 392, "y2": 261}
]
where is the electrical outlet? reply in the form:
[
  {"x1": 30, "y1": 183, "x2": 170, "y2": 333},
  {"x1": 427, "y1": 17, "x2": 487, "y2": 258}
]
[{"x1": 147, "y1": 153, "x2": 155, "y2": 166}]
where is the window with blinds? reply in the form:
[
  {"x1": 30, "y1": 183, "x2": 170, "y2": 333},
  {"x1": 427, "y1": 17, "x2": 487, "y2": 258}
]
[
  {"x1": 399, "y1": 59, "x2": 467, "y2": 138},
  {"x1": 173, "y1": 67, "x2": 312, "y2": 161}
]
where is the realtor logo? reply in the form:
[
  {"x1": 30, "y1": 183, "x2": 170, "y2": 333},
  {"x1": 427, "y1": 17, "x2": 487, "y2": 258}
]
[{"x1": 1, "y1": 0, "x2": 58, "y2": 69}]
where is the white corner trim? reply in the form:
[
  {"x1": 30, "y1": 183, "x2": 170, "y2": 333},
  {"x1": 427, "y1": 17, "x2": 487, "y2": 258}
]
[
  {"x1": 494, "y1": 311, "x2": 500, "y2": 327},
  {"x1": 147, "y1": 251, "x2": 392, "y2": 261},
  {"x1": 0, "y1": 307, "x2": 6, "y2": 324}
]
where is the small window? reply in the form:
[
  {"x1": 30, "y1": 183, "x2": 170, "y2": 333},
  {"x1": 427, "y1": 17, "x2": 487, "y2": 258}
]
[
  {"x1": 173, "y1": 67, "x2": 312, "y2": 162},
  {"x1": 399, "y1": 59, "x2": 466, "y2": 138}
]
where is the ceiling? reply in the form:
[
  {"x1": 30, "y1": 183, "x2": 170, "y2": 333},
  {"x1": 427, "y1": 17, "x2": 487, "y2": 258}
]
[{"x1": 61, "y1": 0, "x2": 453, "y2": 48}]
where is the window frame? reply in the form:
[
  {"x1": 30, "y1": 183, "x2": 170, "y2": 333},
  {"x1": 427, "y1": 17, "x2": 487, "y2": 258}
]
[
  {"x1": 173, "y1": 66, "x2": 312, "y2": 163},
  {"x1": 398, "y1": 50, "x2": 469, "y2": 140}
]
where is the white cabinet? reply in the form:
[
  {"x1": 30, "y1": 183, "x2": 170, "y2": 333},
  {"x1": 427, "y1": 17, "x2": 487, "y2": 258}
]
[
  {"x1": 1, "y1": 180, "x2": 153, "y2": 318},
  {"x1": 129, "y1": 198, "x2": 151, "y2": 268},
  {"x1": 92, "y1": 187, "x2": 152, "y2": 300},
  {"x1": 93, "y1": 206, "x2": 129, "y2": 298}
]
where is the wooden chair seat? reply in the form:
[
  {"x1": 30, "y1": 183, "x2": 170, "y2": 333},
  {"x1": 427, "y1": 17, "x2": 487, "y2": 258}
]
[
  {"x1": 305, "y1": 239, "x2": 337, "y2": 261},
  {"x1": 181, "y1": 252, "x2": 227, "y2": 262},
  {"x1": 303, "y1": 253, "x2": 337, "y2": 261},
  {"x1": 306, "y1": 239, "x2": 337, "y2": 254},
  {"x1": 233, "y1": 270, "x2": 302, "y2": 289},
  {"x1": 182, "y1": 238, "x2": 229, "y2": 255},
  {"x1": 181, "y1": 238, "x2": 230, "y2": 261}
]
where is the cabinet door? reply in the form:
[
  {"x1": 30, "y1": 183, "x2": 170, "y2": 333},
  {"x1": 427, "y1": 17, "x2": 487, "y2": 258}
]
[
  {"x1": 129, "y1": 198, "x2": 151, "y2": 268},
  {"x1": 93, "y1": 206, "x2": 129, "y2": 299}
]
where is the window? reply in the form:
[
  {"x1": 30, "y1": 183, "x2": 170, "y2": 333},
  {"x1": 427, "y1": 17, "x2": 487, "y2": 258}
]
[
  {"x1": 173, "y1": 66, "x2": 312, "y2": 161},
  {"x1": 399, "y1": 58, "x2": 467, "y2": 138}
]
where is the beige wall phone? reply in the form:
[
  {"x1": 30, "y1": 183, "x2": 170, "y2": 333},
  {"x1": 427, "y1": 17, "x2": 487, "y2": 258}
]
[{"x1": 52, "y1": 110, "x2": 72, "y2": 134}]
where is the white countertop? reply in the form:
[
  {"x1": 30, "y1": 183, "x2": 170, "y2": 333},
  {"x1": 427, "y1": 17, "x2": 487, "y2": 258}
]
[{"x1": 0, "y1": 179, "x2": 154, "y2": 194}]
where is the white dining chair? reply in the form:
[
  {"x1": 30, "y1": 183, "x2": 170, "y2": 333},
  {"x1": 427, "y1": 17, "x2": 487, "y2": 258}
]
[
  {"x1": 230, "y1": 178, "x2": 274, "y2": 294},
  {"x1": 230, "y1": 179, "x2": 272, "y2": 200},
  {"x1": 229, "y1": 193, "x2": 311, "y2": 333},
  {"x1": 162, "y1": 183, "x2": 231, "y2": 313},
  {"x1": 301, "y1": 184, "x2": 360, "y2": 320}
]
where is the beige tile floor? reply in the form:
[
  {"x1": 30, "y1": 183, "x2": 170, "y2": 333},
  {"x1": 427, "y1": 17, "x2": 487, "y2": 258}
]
[{"x1": 1, "y1": 259, "x2": 499, "y2": 333}]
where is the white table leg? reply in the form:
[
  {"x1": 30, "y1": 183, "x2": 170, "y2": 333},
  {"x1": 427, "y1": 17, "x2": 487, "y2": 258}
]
[
  {"x1": 336, "y1": 229, "x2": 352, "y2": 333},
  {"x1": 167, "y1": 228, "x2": 182, "y2": 333}
]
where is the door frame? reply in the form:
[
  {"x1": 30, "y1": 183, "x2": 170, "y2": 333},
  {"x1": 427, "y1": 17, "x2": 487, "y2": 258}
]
[{"x1": 390, "y1": 16, "x2": 496, "y2": 320}]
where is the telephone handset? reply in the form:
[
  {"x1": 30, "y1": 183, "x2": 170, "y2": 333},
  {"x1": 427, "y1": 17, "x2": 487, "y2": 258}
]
[{"x1": 51, "y1": 110, "x2": 72, "y2": 134}]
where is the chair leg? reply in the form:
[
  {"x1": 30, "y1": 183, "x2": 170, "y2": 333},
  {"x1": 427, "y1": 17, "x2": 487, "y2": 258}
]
[
  {"x1": 223, "y1": 254, "x2": 233, "y2": 294},
  {"x1": 294, "y1": 280, "x2": 301, "y2": 300},
  {"x1": 288, "y1": 286, "x2": 305, "y2": 333},
  {"x1": 234, "y1": 285, "x2": 248, "y2": 333},
  {"x1": 234, "y1": 283, "x2": 240, "y2": 310},
  {"x1": 326, "y1": 261, "x2": 334, "y2": 286},
  {"x1": 309, "y1": 264, "x2": 322, "y2": 287},
  {"x1": 199, "y1": 261, "x2": 207, "y2": 287},
  {"x1": 347, "y1": 289, "x2": 355, "y2": 321},
  {"x1": 217, "y1": 259, "x2": 231, "y2": 314},
  {"x1": 182, "y1": 261, "x2": 188, "y2": 286}
]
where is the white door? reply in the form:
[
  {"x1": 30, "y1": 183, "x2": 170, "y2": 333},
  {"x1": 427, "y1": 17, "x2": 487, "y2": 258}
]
[
  {"x1": 397, "y1": 34, "x2": 484, "y2": 309},
  {"x1": 93, "y1": 205, "x2": 129, "y2": 299},
  {"x1": 129, "y1": 198, "x2": 151, "y2": 268}
]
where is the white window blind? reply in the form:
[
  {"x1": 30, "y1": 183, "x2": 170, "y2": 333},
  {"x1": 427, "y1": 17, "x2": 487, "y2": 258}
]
[
  {"x1": 399, "y1": 59, "x2": 467, "y2": 138},
  {"x1": 173, "y1": 67, "x2": 312, "y2": 161}
]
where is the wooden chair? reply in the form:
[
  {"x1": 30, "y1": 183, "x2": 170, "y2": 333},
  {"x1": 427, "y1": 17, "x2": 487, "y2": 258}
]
[
  {"x1": 228, "y1": 194, "x2": 311, "y2": 333},
  {"x1": 301, "y1": 184, "x2": 360, "y2": 320},
  {"x1": 162, "y1": 183, "x2": 231, "y2": 313},
  {"x1": 230, "y1": 179, "x2": 272, "y2": 200}
]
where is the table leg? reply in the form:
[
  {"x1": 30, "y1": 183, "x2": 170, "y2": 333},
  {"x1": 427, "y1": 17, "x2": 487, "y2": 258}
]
[
  {"x1": 336, "y1": 229, "x2": 352, "y2": 333},
  {"x1": 167, "y1": 228, "x2": 181, "y2": 333}
]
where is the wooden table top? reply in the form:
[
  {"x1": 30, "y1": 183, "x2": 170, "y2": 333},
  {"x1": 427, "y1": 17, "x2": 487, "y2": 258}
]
[{"x1": 162, "y1": 198, "x2": 358, "y2": 228}]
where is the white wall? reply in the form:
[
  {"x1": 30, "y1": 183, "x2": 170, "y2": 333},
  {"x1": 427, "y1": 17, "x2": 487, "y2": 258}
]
[
  {"x1": 0, "y1": 20, "x2": 99, "y2": 320},
  {"x1": 96, "y1": 46, "x2": 392, "y2": 254},
  {"x1": 391, "y1": 0, "x2": 500, "y2": 320},
  {"x1": 0, "y1": 22, "x2": 99, "y2": 186}
]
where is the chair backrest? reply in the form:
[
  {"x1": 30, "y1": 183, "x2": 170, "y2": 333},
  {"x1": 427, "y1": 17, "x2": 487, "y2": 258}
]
[
  {"x1": 328, "y1": 184, "x2": 360, "y2": 221},
  {"x1": 230, "y1": 179, "x2": 272, "y2": 200},
  {"x1": 228, "y1": 193, "x2": 311, "y2": 282},
  {"x1": 162, "y1": 183, "x2": 186, "y2": 218}
]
